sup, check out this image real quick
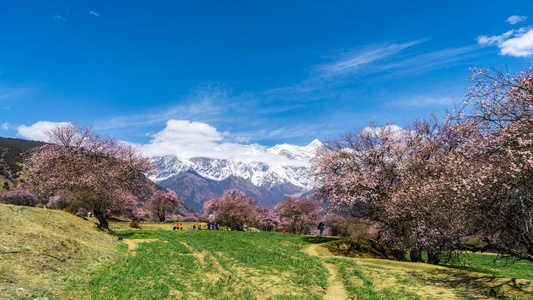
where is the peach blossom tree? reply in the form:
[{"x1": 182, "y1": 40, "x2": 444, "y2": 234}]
[{"x1": 24, "y1": 124, "x2": 153, "y2": 230}]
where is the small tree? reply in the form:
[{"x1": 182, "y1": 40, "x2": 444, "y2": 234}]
[
  {"x1": 144, "y1": 189, "x2": 181, "y2": 222},
  {"x1": 0, "y1": 189, "x2": 38, "y2": 206},
  {"x1": 276, "y1": 196, "x2": 320, "y2": 235},
  {"x1": 203, "y1": 189, "x2": 260, "y2": 231},
  {"x1": 256, "y1": 207, "x2": 279, "y2": 232}
]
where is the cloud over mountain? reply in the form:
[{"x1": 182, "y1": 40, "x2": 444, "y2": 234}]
[{"x1": 139, "y1": 119, "x2": 316, "y2": 167}]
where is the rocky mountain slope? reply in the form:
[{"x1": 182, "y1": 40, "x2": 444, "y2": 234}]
[{"x1": 0, "y1": 137, "x2": 45, "y2": 191}]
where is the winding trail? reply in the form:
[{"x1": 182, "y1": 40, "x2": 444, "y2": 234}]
[{"x1": 303, "y1": 244, "x2": 349, "y2": 300}]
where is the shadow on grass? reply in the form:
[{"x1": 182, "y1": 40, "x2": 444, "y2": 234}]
[
  {"x1": 409, "y1": 268, "x2": 533, "y2": 298},
  {"x1": 301, "y1": 236, "x2": 337, "y2": 244}
]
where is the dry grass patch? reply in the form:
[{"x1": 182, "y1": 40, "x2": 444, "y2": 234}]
[
  {"x1": 122, "y1": 238, "x2": 161, "y2": 255},
  {"x1": 306, "y1": 241, "x2": 533, "y2": 299},
  {"x1": 0, "y1": 204, "x2": 123, "y2": 299}
]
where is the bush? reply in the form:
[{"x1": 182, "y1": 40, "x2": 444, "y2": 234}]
[
  {"x1": 332, "y1": 218, "x2": 372, "y2": 242},
  {"x1": 130, "y1": 220, "x2": 141, "y2": 229},
  {"x1": 0, "y1": 189, "x2": 38, "y2": 207}
]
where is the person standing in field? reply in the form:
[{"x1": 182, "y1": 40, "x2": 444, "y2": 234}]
[
  {"x1": 180, "y1": 224, "x2": 183, "y2": 230},
  {"x1": 193, "y1": 224, "x2": 196, "y2": 230},
  {"x1": 318, "y1": 222, "x2": 325, "y2": 236}
]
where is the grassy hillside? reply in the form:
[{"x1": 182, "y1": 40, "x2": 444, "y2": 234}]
[{"x1": 0, "y1": 204, "x2": 124, "y2": 299}]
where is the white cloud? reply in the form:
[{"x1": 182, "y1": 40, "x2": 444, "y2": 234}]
[
  {"x1": 387, "y1": 95, "x2": 456, "y2": 107},
  {"x1": 53, "y1": 14, "x2": 66, "y2": 21},
  {"x1": 507, "y1": 15, "x2": 527, "y2": 25},
  {"x1": 139, "y1": 120, "x2": 309, "y2": 166},
  {"x1": 88, "y1": 10, "x2": 100, "y2": 17},
  {"x1": 17, "y1": 121, "x2": 70, "y2": 142},
  {"x1": 1, "y1": 123, "x2": 10, "y2": 130},
  {"x1": 321, "y1": 40, "x2": 425, "y2": 77},
  {"x1": 362, "y1": 124, "x2": 406, "y2": 139},
  {"x1": 500, "y1": 29, "x2": 533, "y2": 57},
  {"x1": 0, "y1": 84, "x2": 36, "y2": 103},
  {"x1": 477, "y1": 28, "x2": 533, "y2": 57},
  {"x1": 97, "y1": 85, "x2": 229, "y2": 131},
  {"x1": 477, "y1": 30, "x2": 514, "y2": 46}
]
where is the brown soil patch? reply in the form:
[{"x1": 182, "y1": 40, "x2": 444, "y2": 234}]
[{"x1": 122, "y1": 239, "x2": 160, "y2": 255}]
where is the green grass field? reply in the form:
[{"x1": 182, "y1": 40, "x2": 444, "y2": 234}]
[
  {"x1": 91, "y1": 230, "x2": 332, "y2": 299},
  {"x1": 88, "y1": 228, "x2": 533, "y2": 299},
  {"x1": 2, "y1": 206, "x2": 533, "y2": 299},
  {"x1": 442, "y1": 253, "x2": 533, "y2": 281}
]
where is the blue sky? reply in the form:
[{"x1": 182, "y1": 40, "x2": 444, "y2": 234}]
[{"x1": 1, "y1": 1, "x2": 533, "y2": 154}]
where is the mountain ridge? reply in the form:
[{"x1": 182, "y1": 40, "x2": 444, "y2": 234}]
[{"x1": 150, "y1": 139, "x2": 323, "y2": 212}]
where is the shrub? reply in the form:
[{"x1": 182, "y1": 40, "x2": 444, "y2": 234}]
[
  {"x1": 0, "y1": 189, "x2": 38, "y2": 207},
  {"x1": 331, "y1": 218, "x2": 373, "y2": 243},
  {"x1": 130, "y1": 220, "x2": 141, "y2": 229}
]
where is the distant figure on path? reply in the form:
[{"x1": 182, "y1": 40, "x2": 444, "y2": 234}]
[
  {"x1": 318, "y1": 222, "x2": 325, "y2": 236},
  {"x1": 193, "y1": 224, "x2": 196, "y2": 230},
  {"x1": 172, "y1": 224, "x2": 176, "y2": 230},
  {"x1": 198, "y1": 224, "x2": 201, "y2": 230},
  {"x1": 180, "y1": 224, "x2": 183, "y2": 230}
]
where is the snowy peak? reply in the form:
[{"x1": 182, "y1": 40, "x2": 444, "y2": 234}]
[
  {"x1": 267, "y1": 139, "x2": 323, "y2": 161},
  {"x1": 149, "y1": 139, "x2": 321, "y2": 190}
]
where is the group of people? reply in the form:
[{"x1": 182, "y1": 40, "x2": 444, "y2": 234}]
[
  {"x1": 172, "y1": 223, "x2": 220, "y2": 230},
  {"x1": 172, "y1": 224, "x2": 184, "y2": 230},
  {"x1": 172, "y1": 222, "x2": 326, "y2": 235}
]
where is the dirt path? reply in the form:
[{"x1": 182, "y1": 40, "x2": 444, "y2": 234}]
[{"x1": 303, "y1": 244, "x2": 348, "y2": 299}]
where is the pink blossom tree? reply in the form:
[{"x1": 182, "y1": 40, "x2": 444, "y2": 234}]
[
  {"x1": 311, "y1": 118, "x2": 480, "y2": 263},
  {"x1": 143, "y1": 189, "x2": 181, "y2": 222},
  {"x1": 0, "y1": 189, "x2": 38, "y2": 206},
  {"x1": 312, "y1": 67, "x2": 533, "y2": 263},
  {"x1": 203, "y1": 189, "x2": 261, "y2": 231},
  {"x1": 275, "y1": 196, "x2": 320, "y2": 235},
  {"x1": 256, "y1": 206, "x2": 280, "y2": 232},
  {"x1": 23, "y1": 124, "x2": 153, "y2": 230},
  {"x1": 450, "y1": 67, "x2": 533, "y2": 262}
]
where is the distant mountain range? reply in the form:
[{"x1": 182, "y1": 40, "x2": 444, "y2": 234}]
[{"x1": 150, "y1": 140, "x2": 322, "y2": 212}]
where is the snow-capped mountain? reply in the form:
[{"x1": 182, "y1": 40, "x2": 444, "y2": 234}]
[
  {"x1": 150, "y1": 139, "x2": 322, "y2": 189},
  {"x1": 149, "y1": 139, "x2": 323, "y2": 212}
]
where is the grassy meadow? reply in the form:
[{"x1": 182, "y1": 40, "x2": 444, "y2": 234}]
[{"x1": 2, "y1": 204, "x2": 533, "y2": 299}]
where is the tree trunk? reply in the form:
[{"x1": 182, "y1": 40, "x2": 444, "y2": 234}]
[
  {"x1": 410, "y1": 248, "x2": 423, "y2": 262},
  {"x1": 93, "y1": 209, "x2": 109, "y2": 231},
  {"x1": 391, "y1": 249, "x2": 407, "y2": 261},
  {"x1": 427, "y1": 250, "x2": 441, "y2": 265}
]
